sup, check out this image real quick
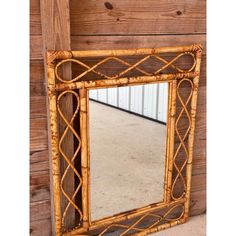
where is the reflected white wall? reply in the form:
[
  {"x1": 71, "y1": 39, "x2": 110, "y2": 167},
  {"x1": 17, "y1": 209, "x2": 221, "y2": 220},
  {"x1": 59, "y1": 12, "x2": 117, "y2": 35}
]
[{"x1": 89, "y1": 83, "x2": 168, "y2": 123}]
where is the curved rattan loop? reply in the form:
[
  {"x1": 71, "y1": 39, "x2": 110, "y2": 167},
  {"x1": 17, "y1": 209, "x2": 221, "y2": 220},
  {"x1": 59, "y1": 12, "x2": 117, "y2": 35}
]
[
  {"x1": 57, "y1": 90, "x2": 83, "y2": 226},
  {"x1": 55, "y1": 58, "x2": 111, "y2": 83},
  {"x1": 55, "y1": 52, "x2": 196, "y2": 83},
  {"x1": 97, "y1": 204, "x2": 185, "y2": 236},
  {"x1": 146, "y1": 204, "x2": 185, "y2": 231},
  {"x1": 154, "y1": 52, "x2": 196, "y2": 74},
  {"x1": 55, "y1": 56, "x2": 153, "y2": 83},
  {"x1": 171, "y1": 78, "x2": 193, "y2": 201}
]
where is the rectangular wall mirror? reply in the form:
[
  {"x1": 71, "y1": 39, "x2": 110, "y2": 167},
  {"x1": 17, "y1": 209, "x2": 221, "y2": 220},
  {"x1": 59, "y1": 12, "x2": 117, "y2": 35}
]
[
  {"x1": 46, "y1": 45, "x2": 202, "y2": 236},
  {"x1": 89, "y1": 84, "x2": 168, "y2": 221}
]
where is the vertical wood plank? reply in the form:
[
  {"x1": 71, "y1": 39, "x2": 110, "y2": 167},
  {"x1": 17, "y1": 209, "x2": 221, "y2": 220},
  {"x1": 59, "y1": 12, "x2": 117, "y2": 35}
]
[
  {"x1": 40, "y1": 0, "x2": 74, "y2": 232},
  {"x1": 40, "y1": 0, "x2": 71, "y2": 50}
]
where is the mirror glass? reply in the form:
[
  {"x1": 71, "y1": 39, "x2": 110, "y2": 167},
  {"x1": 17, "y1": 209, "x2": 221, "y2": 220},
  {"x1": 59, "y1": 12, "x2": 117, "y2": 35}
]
[{"x1": 89, "y1": 83, "x2": 168, "y2": 221}]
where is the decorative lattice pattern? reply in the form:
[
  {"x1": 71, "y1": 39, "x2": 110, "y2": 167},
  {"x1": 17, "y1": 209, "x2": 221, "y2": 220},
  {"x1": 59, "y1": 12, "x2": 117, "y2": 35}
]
[
  {"x1": 55, "y1": 52, "x2": 196, "y2": 83},
  {"x1": 46, "y1": 45, "x2": 202, "y2": 236},
  {"x1": 57, "y1": 90, "x2": 82, "y2": 228},
  {"x1": 94, "y1": 204, "x2": 185, "y2": 236},
  {"x1": 171, "y1": 79, "x2": 194, "y2": 200}
]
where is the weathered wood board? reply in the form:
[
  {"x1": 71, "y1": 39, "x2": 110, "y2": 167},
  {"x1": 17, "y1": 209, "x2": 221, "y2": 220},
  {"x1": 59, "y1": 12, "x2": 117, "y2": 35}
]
[
  {"x1": 30, "y1": 0, "x2": 206, "y2": 234},
  {"x1": 70, "y1": 0, "x2": 206, "y2": 35}
]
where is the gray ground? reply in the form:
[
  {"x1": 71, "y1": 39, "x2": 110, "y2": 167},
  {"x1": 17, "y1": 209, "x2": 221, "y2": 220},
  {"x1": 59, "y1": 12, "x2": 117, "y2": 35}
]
[
  {"x1": 89, "y1": 101, "x2": 167, "y2": 221},
  {"x1": 153, "y1": 214, "x2": 206, "y2": 236}
]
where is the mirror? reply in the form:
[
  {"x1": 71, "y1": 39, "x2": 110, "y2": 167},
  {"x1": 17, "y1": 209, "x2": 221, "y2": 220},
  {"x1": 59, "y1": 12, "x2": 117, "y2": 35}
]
[{"x1": 89, "y1": 83, "x2": 168, "y2": 221}]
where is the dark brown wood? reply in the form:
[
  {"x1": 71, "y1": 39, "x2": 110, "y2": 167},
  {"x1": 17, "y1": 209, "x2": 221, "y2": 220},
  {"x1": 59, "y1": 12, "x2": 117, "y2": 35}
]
[{"x1": 70, "y1": 0, "x2": 206, "y2": 35}]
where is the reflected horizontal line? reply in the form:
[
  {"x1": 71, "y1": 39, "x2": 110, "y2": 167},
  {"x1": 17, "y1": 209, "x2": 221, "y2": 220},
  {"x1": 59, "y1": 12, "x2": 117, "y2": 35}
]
[{"x1": 89, "y1": 98, "x2": 167, "y2": 125}]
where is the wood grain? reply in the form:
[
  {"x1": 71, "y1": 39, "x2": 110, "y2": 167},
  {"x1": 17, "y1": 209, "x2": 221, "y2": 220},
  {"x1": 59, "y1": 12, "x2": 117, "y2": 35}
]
[
  {"x1": 189, "y1": 189, "x2": 206, "y2": 216},
  {"x1": 30, "y1": 96, "x2": 47, "y2": 119},
  {"x1": 40, "y1": 0, "x2": 71, "y2": 50},
  {"x1": 30, "y1": 0, "x2": 41, "y2": 35},
  {"x1": 30, "y1": 218, "x2": 52, "y2": 236},
  {"x1": 70, "y1": 0, "x2": 206, "y2": 35},
  {"x1": 30, "y1": 60, "x2": 46, "y2": 96},
  {"x1": 30, "y1": 170, "x2": 50, "y2": 202},
  {"x1": 30, "y1": 117, "x2": 48, "y2": 152},
  {"x1": 30, "y1": 1, "x2": 206, "y2": 232},
  {"x1": 29, "y1": 55, "x2": 205, "y2": 97},
  {"x1": 30, "y1": 149, "x2": 49, "y2": 172},
  {"x1": 71, "y1": 35, "x2": 206, "y2": 54},
  {"x1": 40, "y1": 0, "x2": 75, "y2": 230},
  {"x1": 31, "y1": 0, "x2": 206, "y2": 36},
  {"x1": 30, "y1": 34, "x2": 206, "y2": 60},
  {"x1": 30, "y1": 200, "x2": 51, "y2": 222},
  {"x1": 30, "y1": 35, "x2": 43, "y2": 60}
]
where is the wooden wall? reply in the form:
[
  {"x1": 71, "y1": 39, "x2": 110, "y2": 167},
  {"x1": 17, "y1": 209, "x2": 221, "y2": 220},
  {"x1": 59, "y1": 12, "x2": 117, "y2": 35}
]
[{"x1": 30, "y1": 0, "x2": 206, "y2": 235}]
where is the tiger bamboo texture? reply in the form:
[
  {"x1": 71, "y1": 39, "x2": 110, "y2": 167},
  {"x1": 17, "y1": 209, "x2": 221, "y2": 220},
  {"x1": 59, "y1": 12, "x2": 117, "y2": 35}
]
[{"x1": 46, "y1": 44, "x2": 202, "y2": 235}]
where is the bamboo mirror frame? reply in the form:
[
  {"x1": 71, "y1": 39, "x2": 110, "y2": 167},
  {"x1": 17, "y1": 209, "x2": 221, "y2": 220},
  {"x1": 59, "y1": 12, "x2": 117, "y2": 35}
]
[{"x1": 46, "y1": 44, "x2": 202, "y2": 236}]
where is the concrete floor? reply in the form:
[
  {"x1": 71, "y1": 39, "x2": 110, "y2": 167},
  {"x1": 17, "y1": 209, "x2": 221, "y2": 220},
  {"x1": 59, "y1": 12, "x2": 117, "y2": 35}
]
[
  {"x1": 89, "y1": 101, "x2": 167, "y2": 221},
  {"x1": 152, "y1": 214, "x2": 206, "y2": 236}
]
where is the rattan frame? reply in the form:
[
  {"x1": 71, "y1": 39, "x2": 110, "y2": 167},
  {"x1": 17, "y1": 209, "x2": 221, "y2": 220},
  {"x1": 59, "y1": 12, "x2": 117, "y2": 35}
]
[{"x1": 46, "y1": 44, "x2": 202, "y2": 236}]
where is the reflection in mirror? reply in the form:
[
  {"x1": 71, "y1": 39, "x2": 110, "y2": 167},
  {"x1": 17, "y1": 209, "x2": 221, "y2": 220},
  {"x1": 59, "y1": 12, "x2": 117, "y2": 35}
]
[{"x1": 89, "y1": 83, "x2": 168, "y2": 221}]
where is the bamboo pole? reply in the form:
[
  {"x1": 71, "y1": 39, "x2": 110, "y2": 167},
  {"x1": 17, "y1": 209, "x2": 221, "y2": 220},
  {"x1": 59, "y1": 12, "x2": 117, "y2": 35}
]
[
  {"x1": 164, "y1": 80, "x2": 177, "y2": 203},
  {"x1": 163, "y1": 82, "x2": 172, "y2": 203},
  {"x1": 62, "y1": 199, "x2": 185, "y2": 236},
  {"x1": 79, "y1": 88, "x2": 90, "y2": 229},
  {"x1": 47, "y1": 44, "x2": 202, "y2": 61},
  {"x1": 86, "y1": 91, "x2": 91, "y2": 226},
  {"x1": 133, "y1": 217, "x2": 186, "y2": 236},
  {"x1": 183, "y1": 48, "x2": 202, "y2": 220},
  {"x1": 55, "y1": 72, "x2": 198, "y2": 92},
  {"x1": 47, "y1": 60, "x2": 62, "y2": 235},
  {"x1": 90, "y1": 198, "x2": 184, "y2": 230}
]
